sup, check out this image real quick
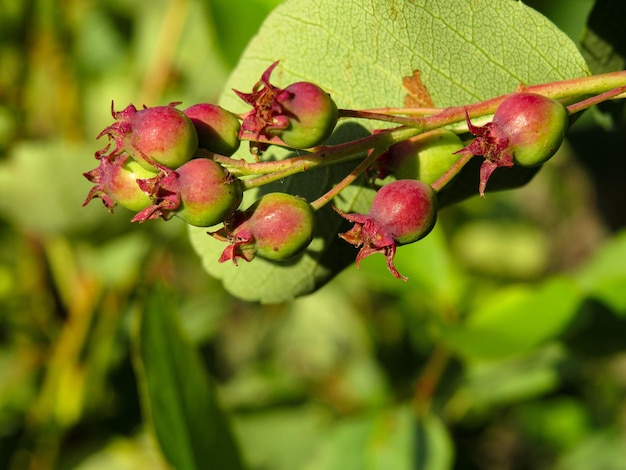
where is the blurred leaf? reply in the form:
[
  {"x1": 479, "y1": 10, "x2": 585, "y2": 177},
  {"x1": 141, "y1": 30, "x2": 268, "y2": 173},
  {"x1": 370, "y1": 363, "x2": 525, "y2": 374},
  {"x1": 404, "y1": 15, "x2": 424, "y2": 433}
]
[
  {"x1": 576, "y1": 229, "x2": 626, "y2": 315},
  {"x1": 442, "y1": 277, "x2": 582, "y2": 361},
  {"x1": 80, "y1": 233, "x2": 152, "y2": 288},
  {"x1": 580, "y1": 0, "x2": 626, "y2": 127},
  {"x1": 449, "y1": 345, "x2": 565, "y2": 414},
  {"x1": 233, "y1": 405, "x2": 330, "y2": 470},
  {"x1": 517, "y1": 398, "x2": 590, "y2": 452},
  {"x1": 360, "y1": 226, "x2": 464, "y2": 309},
  {"x1": 189, "y1": 0, "x2": 589, "y2": 302},
  {"x1": 451, "y1": 221, "x2": 549, "y2": 280},
  {"x1": 580, "y1": 0, "x2": 626, "y2": 74},
  {"x1": 132, "y1": 285, "x2": 244, "y2": 470},
  {"x1": 205, "y1": 0, "x2": 284, "y2": 67},
  {"x1": 304, "y1": 407, "x2": 453, "y2": 470},
  {"x1": 556, "y1": 429, "x2": 626, "y2": 470},
  {"x1": 0, "y1": 141, "x2": 103, "y2": 235}
]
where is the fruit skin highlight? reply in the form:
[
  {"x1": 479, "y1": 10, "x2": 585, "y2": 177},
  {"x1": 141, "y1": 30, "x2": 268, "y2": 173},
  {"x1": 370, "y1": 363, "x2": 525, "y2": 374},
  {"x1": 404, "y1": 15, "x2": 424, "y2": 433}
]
[
  {"x1": 211, "y1": 192, "x2": 316, "y2": 265},
  {"x1": 97, "y1": 102, "x2": 199, "y2": 171},
  {"x1": 456, "y1": 92, "x2": 568, "y2": 195},
  {"x1": 334, "y1": 179, "x2": 437, "y2": 280}
]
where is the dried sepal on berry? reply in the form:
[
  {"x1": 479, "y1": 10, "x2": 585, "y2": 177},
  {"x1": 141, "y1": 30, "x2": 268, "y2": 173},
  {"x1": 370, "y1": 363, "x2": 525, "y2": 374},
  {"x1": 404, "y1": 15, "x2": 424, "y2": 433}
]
[
  {"x1": 132, "y1": 158, "x2": 242, "y2": 227},
  {"x1": 234, "y1": 61, "x2": 338, "y2": 154},
  {"x1": 210, "y1": 192, "x2": 316, "y2": 265},
  {"x1": 83, "y1": 155, "x2": 157, "y2": 212},
  {"x1": 455, "y1": 93, "x2": 568, "y2": 196},
  {"x1": 334, "y1": 179, "x2": 437, "y2": 281},
  {"x1": 97, "y1": 102, "x2": 198, "y2": 171}
]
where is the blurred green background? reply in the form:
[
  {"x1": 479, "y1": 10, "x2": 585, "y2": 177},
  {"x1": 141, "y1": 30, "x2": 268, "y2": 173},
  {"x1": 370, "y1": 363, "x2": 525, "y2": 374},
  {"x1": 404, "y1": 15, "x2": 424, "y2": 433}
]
[{"x1": 1, "y1": 0, "x2": 626, "y2": 469}]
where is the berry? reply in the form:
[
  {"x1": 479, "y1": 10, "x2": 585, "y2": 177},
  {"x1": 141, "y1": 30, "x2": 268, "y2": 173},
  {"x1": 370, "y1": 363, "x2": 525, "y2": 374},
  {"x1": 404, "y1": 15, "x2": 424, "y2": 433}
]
[
  {"x1": 334, "y1": 179, "x2": 437, "y2": 280},
  {"x1": 183, "y1": 103, "x2": 241, "y2": 156},
  {"x1": 234, "y1": 61, "x2": 338, "y2": 152},
  {"x1": 132, "y1": 158, "x2": 243, "y2": 227},
  {"x1": 375, "y1": 129, "x2": 464, "y2": 184},
  {"x1": 83, "y1": 156, "x2": 157, "y2": 212},
  {"x1": 493, "y1": 92, "x2": 568, "y2": 167},
  {"x1": 456, "y1": 92, "x2": 568, "y2": 196},
  {"x1": 97, "y1": 102, "x2": 199, "y2": 171},
  {"x1": 275, "y1": 81, "x2": 338, "y2": 149},
  {"x1": 211, "y1": 192, "x2": 316, "y2": 264}
]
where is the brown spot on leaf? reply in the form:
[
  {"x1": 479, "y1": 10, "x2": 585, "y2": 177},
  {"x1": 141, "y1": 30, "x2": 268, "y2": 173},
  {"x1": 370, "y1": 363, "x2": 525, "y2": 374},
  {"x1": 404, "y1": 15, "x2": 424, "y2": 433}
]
[{"x1": 403, "y1": 70, "x2": 435, "y2": 108}]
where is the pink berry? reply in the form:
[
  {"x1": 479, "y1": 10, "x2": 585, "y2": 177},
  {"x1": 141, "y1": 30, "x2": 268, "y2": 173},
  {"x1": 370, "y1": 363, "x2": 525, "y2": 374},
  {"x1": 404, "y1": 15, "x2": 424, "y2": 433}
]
[
  {"x1": 132, "y1": 158, "x2": 242, "y2": 227},
  {"x1": 211, "y1": 192, "x2": 316, "y2": 264},
  {"x1": 334, "y1": 179, "x2": 437, "y2": 280},
  {"x1": 456, "y1": 92, "x2": 568, "y2": 195},
  {"x1": 83, "y1": 156, "x2": 157, "y2": 212},
  {"x1": 97, "y1": 102, "x2": 198, "y2": 171},
  {"x1": 234, "y1": 61, "x2": 338, "y2": 151}
]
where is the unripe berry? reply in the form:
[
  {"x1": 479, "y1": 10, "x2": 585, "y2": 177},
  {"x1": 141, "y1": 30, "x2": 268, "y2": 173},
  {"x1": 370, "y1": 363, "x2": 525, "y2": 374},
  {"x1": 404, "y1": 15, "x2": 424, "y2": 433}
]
[
  {"x1": 83, "y1": 156, "x2": 157, "y2": 212},
  {"x1": 376, "y1": 130, "x2": 464, "y2": 184},
  {"x1": 272, "y1": 81, "x2": 338, "y2": 149},
  {"x1": 456, "y1": 92, "x2": 568, "y2": 195},
  {"x1": 132, "y1": 158, "x2": 243, "y2": 227},
  {"x1": 97, "y1": 102, "x2": 199, "y2": 171},
  {"x1": 334, "y1": 179, "x2": 437, "y2": 280},
  {"x1": 493, "y1": 92, "x2": 568, "y2": 167},
  {"x1": 234, "y1": 61, "x2": 338, "y2": 151},
  {"x1": 212, "y1": 193, "x2": 316, "y2": 264},
  {"x1": 184, "y1": 103, "x2": 241, "y2": 156}
]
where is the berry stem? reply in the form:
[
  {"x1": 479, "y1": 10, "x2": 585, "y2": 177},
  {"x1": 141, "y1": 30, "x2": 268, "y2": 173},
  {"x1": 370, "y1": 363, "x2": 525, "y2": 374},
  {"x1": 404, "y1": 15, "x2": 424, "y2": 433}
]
[
  {"x1": 212, "y1": 71, "x2": 626, "y2": 193},
  {"x1": 310, "y1": 146, "x2": 387, "y2": 211},
  {"x1": 338, "y1": 109, "x2": 424, "y2": 127},
  {"x1": 236, "y1": 126, "x2": 424, "y2": 188},
  {"x1": 565, "y1": 84, "x2": 626, "y2": 115},
  {"x1": 430, "y1": 150, "x2": 475, "y2": 193},
  {"x1": 518, "y1": 69, "x2": 626, "y2": 103},
  {"x1": 355, "y1": 106, "x2": 443, "y2": 116}
]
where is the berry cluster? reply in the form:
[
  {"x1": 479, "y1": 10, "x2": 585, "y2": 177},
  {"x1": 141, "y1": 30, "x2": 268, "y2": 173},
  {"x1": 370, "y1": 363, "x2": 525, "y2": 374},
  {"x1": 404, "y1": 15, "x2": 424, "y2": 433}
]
[{"x1": 84, "y1": 61, "x2": 576, "y2": 280}]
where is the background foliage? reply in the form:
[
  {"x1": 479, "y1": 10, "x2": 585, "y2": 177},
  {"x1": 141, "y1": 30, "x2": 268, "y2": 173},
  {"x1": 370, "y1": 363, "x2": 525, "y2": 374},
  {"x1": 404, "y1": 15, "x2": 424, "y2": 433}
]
[{"x1": 1, "y1": 0, "x2": 625, "y2": 469}]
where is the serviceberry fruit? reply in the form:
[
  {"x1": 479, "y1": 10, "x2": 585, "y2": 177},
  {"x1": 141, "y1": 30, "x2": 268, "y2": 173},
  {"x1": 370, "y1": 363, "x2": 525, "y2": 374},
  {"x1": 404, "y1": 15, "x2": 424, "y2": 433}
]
[
  {"x1": 184, "y1": 103, "x2": 241, "y2": 156},
  {"x1": 456, "y1": 92, "x2": 568, "y2": 195},
  {"x1": 375, "y1": 129, "x2": 464, "y2": 184},
  {"x1": 97, "y1": 102, "x2": 199, "y2": 171},
  {"x1": 235, "y1": 61, "x2": 338, "y2": 151},
  {"x1": 334, "y1": 179, "x2": 437, "y2": 280},
  {"x1": 83, "y1": 156, "x2": 157, "y2": 212},
  {"x1": 132, "y1": 158, "x2": 242, "y2": 227},
  {"x1": 211, "y1": 192, "x2": 316, "y2": 264}
]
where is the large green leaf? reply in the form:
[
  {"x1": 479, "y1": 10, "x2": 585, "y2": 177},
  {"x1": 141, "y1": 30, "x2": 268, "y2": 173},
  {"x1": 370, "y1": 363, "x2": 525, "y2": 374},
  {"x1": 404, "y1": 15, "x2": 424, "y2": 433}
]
[
  {"x1": 132, "y1": 285, "x2": 244, "y2": 470},
  {"x1": 189, "y1": 0, "x2": 590, "y2": 302}
]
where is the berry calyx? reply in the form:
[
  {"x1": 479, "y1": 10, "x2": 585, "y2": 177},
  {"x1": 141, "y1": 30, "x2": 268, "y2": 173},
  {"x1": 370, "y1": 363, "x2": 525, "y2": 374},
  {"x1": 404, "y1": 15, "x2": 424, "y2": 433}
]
[
  {"x1": 183, "y1": 103, "x2": 241, "y2": 156},
  {"x1": 83, "y1": 156, "x2": 158, "y2": 212},
  {"x1": 456, "y1": 92, "x2": 568, "y2": 196},
  {"x1": 97, "y1": 102, "x2": 199, "y2": 171},
  {"x1": 334, "y1": 179, "x2": 437, "y2": 280},
  {"x1": 211, "y1": 192, "x2": 316, "y2": 265},
  {"x1": 132, "y1": 158, "x2": 242, "y2": 227},
  {"x1": 234, "y1": 61, "x2": 338, "y2": 151}
]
